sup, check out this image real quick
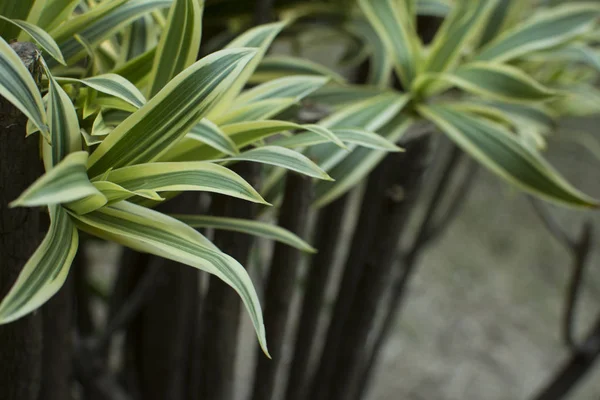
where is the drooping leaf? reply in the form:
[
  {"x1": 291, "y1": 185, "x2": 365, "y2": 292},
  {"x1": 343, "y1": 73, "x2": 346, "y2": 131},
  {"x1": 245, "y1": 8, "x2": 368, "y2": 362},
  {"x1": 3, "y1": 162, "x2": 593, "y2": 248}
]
[
  {"x1": 0, "y1": 0, "x2": 36, "y2": 39},
  {"x1": 172, "y1": 214, "x2": 316, "y2": 253},
  {"x1": 235, "y1": 75, "x2": 328, "y2": 105},
  {"x1": 58, "y1": 74, "x2": 147, "y2": 109},
  {"x1": 476, "y1": 3, "x2": 600, "y2": 63},
  {"x1": 103, "y1": 161, "x2": 268, "y2": 204},
  {"x1": 70, "y1": 201, "x2": 269, "y2": 355},
  {"x1": 442, "y1": 62, "x2": 558, "y2": 103},
  {"x1": 270, "y1": 128, "x2": 402, "y2": 152},
  {"x1": 250, "y1": 55, "x2": 346, "y2": 84},
  {"x1": 0, "y1": 205, "x2": 78, "y2": 324},
  {"x1": 307, "y1": 84, "x2": 390, "y2": 109},
  {"x1": 11, "y1": 152, "x2": 101, "y2": 207},
  {"x1": 213, "y1": 98, "x2": 298, "y2": 124},
  {"x1": 186, "y1": 119, "x2": 238, "y2": 156},
  {"x1": 0, "y1": 16, "x2": 66, "y2": 65},
  {"x1": 416, "y1": 0, "x2": 451, "y2": 17},
  {"x1": 147, "y1": 0, "x2": 203, "y2": 97},
  {"x1": 420, "y1": 104, "x2": 599, "y2": 208},
  {"x1": 0, "y1": 36, "x2": 47, "y2": 134},
  {"x1": 314, "y1": 115, "x2": 413, "y2": 207},
  {"x1": 87, "y1": 48, "x2": 256, "y2": 177},
  {"x1": 214, "y1": 146, "x2": 333, "y2": 180},
  {"x1": 38, "y1": 0, "x2": 80, "y2": 31}
]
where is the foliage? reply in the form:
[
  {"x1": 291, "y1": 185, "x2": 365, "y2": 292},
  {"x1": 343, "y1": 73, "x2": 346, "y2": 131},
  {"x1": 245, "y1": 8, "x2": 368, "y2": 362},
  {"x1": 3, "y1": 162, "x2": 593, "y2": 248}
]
[{"x1": 0, "y1": 0, "x2": 400, "y2": 353}]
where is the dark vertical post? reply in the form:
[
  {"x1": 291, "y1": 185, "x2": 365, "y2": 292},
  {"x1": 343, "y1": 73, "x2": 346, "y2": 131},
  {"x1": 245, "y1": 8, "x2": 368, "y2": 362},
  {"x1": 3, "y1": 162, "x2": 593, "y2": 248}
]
[
  {"x1": 326, "y1": 132, "x2": 432, "y2": 400},
  {"x1": 0, "y1": 42, "x2": 44, "y2": 400},
  {"x1": 284, "y1": 194, "x2": 350, "y2": 400},
  {"x1": 251, "y1": 173, "x2": 314, "y2": 400}
]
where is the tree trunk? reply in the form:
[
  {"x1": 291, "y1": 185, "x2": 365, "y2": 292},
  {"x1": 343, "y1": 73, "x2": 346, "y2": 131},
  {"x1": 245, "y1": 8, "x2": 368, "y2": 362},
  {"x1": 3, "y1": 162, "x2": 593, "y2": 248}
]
[{"x1": 0, "y1": 42, "x2": 44, "y2": 400}]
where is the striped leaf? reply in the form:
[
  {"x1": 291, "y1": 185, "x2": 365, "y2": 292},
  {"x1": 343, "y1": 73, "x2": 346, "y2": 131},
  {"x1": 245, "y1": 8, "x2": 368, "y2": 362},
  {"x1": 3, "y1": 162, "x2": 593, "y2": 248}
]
[
  {"x1": 103, "y1": 161, "x2": 268, "y2": 204},
  {"x1": 38, "y1": 0, "x2": 80, "y2": 31},
  {"x1": 250, "y1": 55, "x2": 346, "y2": 84},
  {"x1": 416, "y1": 0, "x2": 451, "y2": 17},
  {"x1": 41, "y1": 62, "x2": 81, "y2": 168},
  {"x1": 214, "y1": 98, "x2": 298, "y2": 124},
  {"x1": 0, "y1": 36, "x2": 47, "y2": 134},
  {"x1": 307, "y1": 84, "x2": 390, "y2": 109},
  {"x1": 443, "y1": 62, "x2": 557, "y2": 103},
  {"x1": 420, "y1": 104, "x2": 599, "y2": 208},
  {"x1": 51, "y1": 0, "x2": 172, "y2": 64},
  {"x1": 235, "y1": 75, "x2": 328, "y2": 105},
  {"x1": 148, "y1": 0, "x2": 203, "y2": 97},
  {"x1": 172, "y1": 214, "x2": 316, "y2": 253},
  {"x1": 349, "y1": 19, "x2": 393, "y2": 88},
  {"x1": 0, "y1": 0, "x2": 35, "y2": 39},
  {"x1": 58, "y1": 74, "x2": 147, "y2": 109},
  {"x1": 110, "y1": 47, "x2": 156, "y2": 88},
  {"x1": 0, "y1": 205, "x2": 78, "y2": 324},
  {"x1": 358, "y1": 0, "x2": 419, "y2": 88},
  {"x1": 206, "y1": 22, "x2": 286, "y2": 119},
  {"x1": 70, "y1": 201, "x2": 269, "y2": 355},
  {"x1": 478, "y1": 0, "x2": 520, "y2": 47},
  {"x1": 94, "y1": 180, "x2": 163, "y2": 204},
  {"x1": 215, "y1": 146, "x2": 333, "y2": 180},
  {"x1": 0, "y1": 16, "x2": 65, "y2": 65},
  {"x1": 476, "y1": 3, "x2": 600, "y2": 63},
  {"x1": 271, "y1": 128, "x2": 403, "y2": 152},
  {"x1": 86, "y1": 48, "x2": 256, "y2": 178},
  {"x1": 11, "y1": 152, "x2": 100, "y2": 207},
  {"x1": 425, "y1": 1, "x2": 496, "y2": 74},
  {"x1": 186, "y1": 119, "x2": 238, "y2": 156},
  {"x1": 314, "y1": 115, "x2": 413, "y2": 207}
]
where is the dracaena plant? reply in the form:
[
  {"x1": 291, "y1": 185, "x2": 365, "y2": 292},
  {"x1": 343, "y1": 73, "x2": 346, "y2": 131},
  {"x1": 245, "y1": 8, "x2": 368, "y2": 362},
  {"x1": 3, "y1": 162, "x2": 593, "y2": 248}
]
[
  {"x1": 0, "y1": 0, "x2": 402, "y2": 355},
  {"x1": 237, "y1": 0, "x2": 600, "y2": 209}
]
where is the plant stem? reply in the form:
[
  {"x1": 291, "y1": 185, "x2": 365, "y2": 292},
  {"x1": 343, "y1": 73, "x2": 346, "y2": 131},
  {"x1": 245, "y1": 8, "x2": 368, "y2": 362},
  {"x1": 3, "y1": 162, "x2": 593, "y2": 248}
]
[
  {"x1": 0, "y1": 41, "x2": 44, "y2": 400},
  {"x1": 251, "y1": 173, "x2": 314, "y2": 400}
]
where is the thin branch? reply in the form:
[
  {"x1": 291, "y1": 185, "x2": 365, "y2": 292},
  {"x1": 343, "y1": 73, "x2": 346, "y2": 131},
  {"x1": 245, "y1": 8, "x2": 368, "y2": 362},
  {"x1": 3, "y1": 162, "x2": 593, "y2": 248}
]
[
  {"x1": 563, "y1": 221, "x2": 593, "y2": 350},
  {"x1": 528, "y1": 198, "x2": 575, "y2": 249}
]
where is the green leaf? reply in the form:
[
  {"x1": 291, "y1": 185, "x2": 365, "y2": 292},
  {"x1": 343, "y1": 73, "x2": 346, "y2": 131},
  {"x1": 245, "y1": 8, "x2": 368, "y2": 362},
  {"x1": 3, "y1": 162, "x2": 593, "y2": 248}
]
[
  {"x1": 346, "y1": 19, "x2": 393, "y2": 88},
  {"x1": 41, "y1": 61, "x2": 81, "y2": 168},
  {"x1": 172, "y1": 214, "x2": 316, "y2": 253},
  {"x1": 87, "y1": 48, "x2": 256, "y2": 178},
  {"x1": 110, "y1": 47, "x2": 156, "y2": 88},
  {"x1": 38, "y1": 0, "x2": 80, "y2": 31},
  {"x1": 419, "y1": 104, "x2": 598, "y2": 208},
  {"x1": 425, "y1": 1, "x2": 495, "y2": 74},
  {"x1": 358, "y1": 0, "x2": 419, "y2": 88},
  {"x1": 416, "y1": 0, "x2": 451, "y2": 17},
  {"x1": 271, "y1": 128, "x2": 403, "y2": 152},
  {"x1": 0, "y1": 16, "x2": 66, "y2": 65},
  {"x1": 58, "y1": 74, "x2": 147, "y2": 109},
  {"x1": 70, "y1": 201, "x2": 269, "y2": 355},
  {"x1": 213, "y1": 98, "x2": 298, "y2": 125},
  {"x1": 314, "y1": 115, "x2": 413, "y2": 207},
  {"x1": 476, "y1": 3, "x2": 600, "y2": 63},
  {"x1": 250, "y1": 55, "x2": 346, "y2": 84},
  {"x1": 0, "y1": 36, "x2": 47, "y2": 134},
  {"x1": 11, "y1": 152, "x2": 101, "y2": 207},
  {"x1": 186, "y1": 119, "x2": 238, "y2": 156},
  {"x1": 148, "y1": 0, "x2": 203, "y2": 97},
  {"x1": 0, "y1": 0, "x2": 36, "y2": 39},
  {"x1": 478, "y1": 0, "x2": 520, "y2": 47},
  {"x1": 206, "y1": 22, "x2": 286, "y2": 119},
  {"x1": 235, "y1": 75, "x2": 328, "y2": 105},
  {"x1": 103, "y1": 161, "x2": 268, "y2": 204},
  {"x1": 0, "y1": 205, "x2": 78, "y2": 324},
  {"x1": 215, "y1": 146, "x2": 333, "y2": 180},
  {"x1": 93, "y1": 180, "x2": 163, "y2": 204},
  {"x1": 443, "y1": 62, "x2": 558, "y2": 103},
  {"x1": 307, "y1": 84, "x2": 390, "y2": 109},
  {"x1": 51, "y1": 0, "x2": 172, "y2": 64}
]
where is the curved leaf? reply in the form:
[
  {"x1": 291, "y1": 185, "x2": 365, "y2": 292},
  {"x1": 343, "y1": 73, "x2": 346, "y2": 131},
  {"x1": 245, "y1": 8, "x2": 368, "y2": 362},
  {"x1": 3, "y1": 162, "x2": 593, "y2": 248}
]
[
  {"x1": 58, "y1": 74, "x2": 147, "y2": 109},
  {"x1": 70, "y1": 201, "x2": 269, "y2": 356},
  {"x1": 0, "y1": 206, "x2": 78, "y2": 324},
  {"x1": 0, "y1": 37, "x2": 47, "y2": 134},
  {"x1": 104, "y1": 161, "x2": 268, "y2": 204},
  {"x1": 171, "y1": 214, "x2": 316, "y2": 253},
  {"x1": 235, "y1": 75, "x2": 328, "y2": 105},
  {"x1": 420, "y1": 104, "x2": 598, "y2": 208},
  {"x1": 0, "y1": 16, "x2": 65, "y2": 65},
  {"x1": 11, "y1": 152, "x2": 100, "y2": 207},
  {"x1": 250, "y1": 55, "x2": 346, "y2": 84},
  {"x1": 87, "y1": 48, "x2": 256, "y2": 177}
]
